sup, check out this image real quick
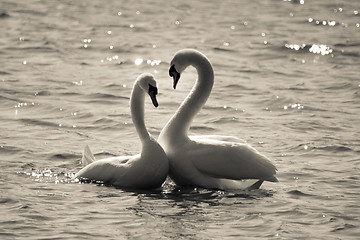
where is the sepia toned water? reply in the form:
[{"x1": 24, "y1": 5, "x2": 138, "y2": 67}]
[{"x1": 1, "y1": 0, "x2": 359, "y2": 239}]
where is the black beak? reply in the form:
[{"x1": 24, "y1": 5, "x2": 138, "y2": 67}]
[
  {"x1": 148, "y1": 84, "x2": 159, "y2": 107},
  {"x1": 169, "y1": 64, "x2": 180, "y2": 89}
]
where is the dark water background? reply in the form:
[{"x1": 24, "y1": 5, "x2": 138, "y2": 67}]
[{"x1": 1, "y1": 0, "x2": 359, "y2": 239}]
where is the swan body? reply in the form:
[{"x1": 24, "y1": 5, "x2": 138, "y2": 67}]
[
  {"x1": 74, "y1": 73, "x2": 168, "y2": 189},
  {"x1": 158, "y1": 49, "x2": 278, "y2": 190}
]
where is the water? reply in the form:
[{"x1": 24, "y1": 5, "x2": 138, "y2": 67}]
[{"x1": 1, "y1": 0, "x2": 359, "y2": 239}]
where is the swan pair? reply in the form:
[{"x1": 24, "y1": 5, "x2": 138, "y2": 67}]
[{"x1": 74, "y1": 49, "x2": 278, "y2": 190}]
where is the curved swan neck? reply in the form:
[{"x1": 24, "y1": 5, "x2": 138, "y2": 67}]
[
  {"x1": 162, "y1": 51, "x2": 214, "y2": 142},
  {"x1": 130, "y1": 82, "x2": 151, "y2": 143},
  {"x1": 181, "y1": 54, "x2": 214, "y2": 118}
]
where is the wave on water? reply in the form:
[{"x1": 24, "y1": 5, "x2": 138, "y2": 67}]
[
  {"x1": 334, "y1": 41, "x2": 360, "y2": 48},
  {"x1": 287, "y1": 189, "x2": 313, "y2": 197},
  {"x1": 331, "y1": 223, "x2": 358, "y2": 233},
  {"x1": 50, "y1": 153, "x2": 80, "y2": 160},
  {"x1": 18, "y1": 118, "x2": 60, "y2": 128},
  {"x1": 213, "y1": 47, "x2": 236, "y2": 52},
  {"x1": 313, "y1": 145, "x2": 354, "y2": 153},
  {"x1": 84, "y1": 92, "x2": 129, "y2": 103},
  {"x1": 290, "y1": 143, "x2": 356, "y2": 155},
  {"x1": 0, "y1": 12, "x2": 10, "y2": 18},
  {"x1": 189, "y1": 125, "x2": 216, "y2": 132},
  {"x1": 0, "y1": 145, "x2": 26, "y2": 156}
]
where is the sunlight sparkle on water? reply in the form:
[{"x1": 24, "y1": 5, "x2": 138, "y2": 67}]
[
  {"x1": 284, "y1": 103, "x2": 304, "y2": 110},
  {"x1": 146, "y1": 59, "x2": 161, "y2": 66},
  {"x1": 14, "y1": 102, "x2": 36, "y2": 115},
  {"x1": 83, "y1": 39, "x2": 91, "y2": 48},
  {"x1": 134, "y1": 58, "x2": 143, "y2": 65},
  {"x1": 309, "y1": 18, "x2": 337, "y2": 27},
  {"x1": 309, "y1": 44, "x2": 333, "y2": 55},
  {"x1": 135, "y1": 59, "x2": 161, "y2": 66},
  {"x1": 285, "y1": 43, "x2": 306, "y2": 51},
  {"x1": 20, "y1": 168, "x2": 74, "y2": 184},
  {"x1": 72, "y1": 80, "x2": 83, "y2": 86}
]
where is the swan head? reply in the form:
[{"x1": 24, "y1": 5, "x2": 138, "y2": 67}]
[
  {"x1": 169, "y1": 49, "x2": 196, "y2": 89},
  {"x1": 169, "y1": 49, "x2": 210, "y2": 89},
  {"x1": 137, "y1": 73, "x2": 159, "y2": 107}
]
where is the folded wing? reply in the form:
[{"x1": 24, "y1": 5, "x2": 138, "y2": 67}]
[{"x1": 189, "y1": 137, "x2": 278, "y2": 182}]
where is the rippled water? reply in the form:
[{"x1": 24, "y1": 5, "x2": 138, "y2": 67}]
[{"x1": 1, "y1": 0, "x2": 359, "y2": 239}]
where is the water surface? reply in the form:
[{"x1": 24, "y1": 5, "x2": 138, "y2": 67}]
[{"x1": 1, "y1": 0, "x2": 359, "y2": 239}]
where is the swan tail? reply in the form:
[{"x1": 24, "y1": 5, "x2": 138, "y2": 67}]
[
  {"x1": 82, "y1": 145, "x2": 95, "y2": 167},
  {"x1": 247, "y1": 180, "x2": 264, "y2": 190}
]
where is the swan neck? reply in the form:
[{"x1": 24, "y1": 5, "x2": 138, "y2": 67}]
[
  {"x1": 160, "y1": 53, "x2": 214, "y2": 145},
  {"x1": 187, "y1": 58, "x2": 214, "y2": 112},
  {"x1": 130, "y1": 83, "x2": 151, "y2": 143}
]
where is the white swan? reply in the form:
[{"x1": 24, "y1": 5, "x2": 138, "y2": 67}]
[
  {"x1": 74, "y1": 73, "x2": 168, "y2": 189},
  {"x1": 158, "y1": 49, "x2": 278, "y2": 190}
]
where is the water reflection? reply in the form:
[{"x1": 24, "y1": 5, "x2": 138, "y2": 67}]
[
  {"x1": 284, "y1": 43, "x2": 333, "y2": 56},
  {"x1": 124, "y1": 184, "x2": 274, "y2": 239},
  {"x1": 308, "y1": 18, "x2": 337, "y2": 27},
  {"x1": 134, "y1": 58, "x2": 143, "y2": 65},
  {"x1": 309, "y1": 44, "x2": 333, "y2": 55}
]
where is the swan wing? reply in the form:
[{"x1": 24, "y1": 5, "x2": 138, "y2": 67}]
[
  {"x1": 190, "y1": 135, "x2": 247, "y2": 144},
  {"x1": 82, "y1": 145, "x2": 96, "y2": 166},
  {"x1": 75, "y1": 155, "x2": 136, "y2": 181},
  {"x1": 188, "y1": 138, "x2": 278, "y2": 182}
]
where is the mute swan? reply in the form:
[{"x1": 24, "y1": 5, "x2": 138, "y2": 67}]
[
  {"x1": 158, "y1": 49, "x2": 278, "y2": 190},
  {"x1": 74, "y1": 73, "x2": 169, "y2": 189}
]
